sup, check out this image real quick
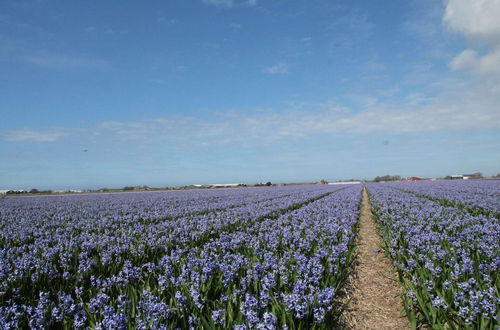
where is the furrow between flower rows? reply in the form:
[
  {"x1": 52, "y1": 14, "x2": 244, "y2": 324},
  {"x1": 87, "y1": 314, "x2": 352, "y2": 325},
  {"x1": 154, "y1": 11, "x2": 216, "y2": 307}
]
[{"x1": 367, "y1": 184, "x2": 499, "y2": 330}]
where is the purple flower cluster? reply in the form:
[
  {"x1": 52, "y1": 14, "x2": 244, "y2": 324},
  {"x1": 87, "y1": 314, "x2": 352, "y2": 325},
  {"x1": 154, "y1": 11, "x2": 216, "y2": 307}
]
[
  {"x1": 0, "y1": 184, "x2": 362, "y2": 328},
  {"x1": 367, "y1": 181, "x2": 499, "y2": 329},
  {"x1": 384, "y1": 180, "x2": 500, "y2": 216}
]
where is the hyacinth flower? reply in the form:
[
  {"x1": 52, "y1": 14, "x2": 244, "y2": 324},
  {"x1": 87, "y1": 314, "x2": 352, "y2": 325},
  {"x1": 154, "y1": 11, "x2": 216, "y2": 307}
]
[
  {"x1": 367, "y1": 183, "x2": 499, "y2": 329},
  {"x1": 0, "y1": 184, "x2": 362, "y2": 328},
  {"x1": 383, "y1": 180, "x2": 500, "y2": 217}
]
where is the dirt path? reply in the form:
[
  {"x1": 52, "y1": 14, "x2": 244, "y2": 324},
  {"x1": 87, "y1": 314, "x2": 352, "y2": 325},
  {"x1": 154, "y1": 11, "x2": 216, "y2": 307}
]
[{"x1": 344, "y1": 187, "x2": 409, "y2": 329}]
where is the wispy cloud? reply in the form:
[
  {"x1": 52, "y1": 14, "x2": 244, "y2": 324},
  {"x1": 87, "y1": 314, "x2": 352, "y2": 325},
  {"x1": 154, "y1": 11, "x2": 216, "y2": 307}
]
[
  {"x1": 325, "y1": 8, "x2": 374, "y2": 50},
  {"x1": 3, "y1": 129, "x2": 69, "y2": 142},
  {"x1": 82, "y1": 26, "x2": 127, "y2": 35},
  {"x1": 176, "y1": 65, "x2": 189, "y2": 72},
  {"x1": 157, "y1": 17, "x2": 178, "y2": 24},
  {"x1": 24, "y1": 52, "x2": 110, "y2": 70},
  {"x1": 202, "y1": 0, "x2": 234, "y2": 7},
  {"x1": 0, "y1": 36, "x2": 110, "y2": 70},
  {"x1": 202, "y1": 0, "x2": 256, "y2": 8},
  {"x1": 90, "y1": 78, "x2": 500, "y2": 147},
  {"x1": 402, "y1": 1, "x2": 444, "y2": 47},
  {"x1": 4, "y1": 0, "x2": 500, "y2": 149},
  {"x1": 264, "y1": 62, "x2": 289, "y2": 74},
  {"x1": 6, "y1": 72, "x2": 499, "y2": 147}
]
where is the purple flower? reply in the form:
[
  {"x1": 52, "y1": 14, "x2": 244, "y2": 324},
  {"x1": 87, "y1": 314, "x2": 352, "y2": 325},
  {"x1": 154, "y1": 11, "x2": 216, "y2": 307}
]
[
  {"x1": 211, "y1": 309, "x2": 225, "y2": 325},
  {"x1": 317, "y1": 287, "x2": 335, "y2": 306},
  {"x1": 314, "y1": 307, "x2": 325, "y2": 323}
]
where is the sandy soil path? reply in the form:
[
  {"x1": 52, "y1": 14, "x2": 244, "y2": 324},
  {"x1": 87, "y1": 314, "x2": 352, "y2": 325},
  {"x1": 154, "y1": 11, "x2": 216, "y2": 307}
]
[{"x1": 344, "y1": 187, "x2": 409, "y2": 329}]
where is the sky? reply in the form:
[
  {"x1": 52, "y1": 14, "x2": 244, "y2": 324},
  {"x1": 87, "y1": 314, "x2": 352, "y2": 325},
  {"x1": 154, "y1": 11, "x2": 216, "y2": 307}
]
[{"x1": 1, "y1": 0, "x2": 499, "y2": 189}]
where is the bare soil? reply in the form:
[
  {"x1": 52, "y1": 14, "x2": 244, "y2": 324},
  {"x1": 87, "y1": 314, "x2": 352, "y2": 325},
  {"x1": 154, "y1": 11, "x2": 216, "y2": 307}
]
[{"x1": 343, "y1": 187, "x2": 409, "y2": 330}]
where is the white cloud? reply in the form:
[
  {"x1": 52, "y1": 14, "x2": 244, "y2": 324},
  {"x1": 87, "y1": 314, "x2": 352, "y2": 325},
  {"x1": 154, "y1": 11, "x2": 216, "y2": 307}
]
[
  {"x1": 247, "y1": 0, "x2": 257, "y2": 6},
  {"x1": 92, "y1": 77, "x2": 500, "y2": 147},
  {"x1": 264, "y1": 62, "x2": 289, "y2": 74},
  {"x1": 241, "y1": 86, "x2": 498, "y2": 136},
  {"x1": 4, "y1": 129, "x2": 69, "y2": 142},
  {"x1": 14, "y1": 72, "x2": 497, "y2": 147},
  {"x1": 9, "y1": 77, "x2": 497, "y2": 146},
  {"x1": 202, "y1": 0, "x2": 233, "y2": 7},
  {"x1": 450, "y1": 48, "x2": 500, "y2": 75},
  {"x1": 445, "y1": 0, "x2": 500, "y2": 77},
  {"x1": 444, "y1": 0, "x2": 500, "y2": 46}
]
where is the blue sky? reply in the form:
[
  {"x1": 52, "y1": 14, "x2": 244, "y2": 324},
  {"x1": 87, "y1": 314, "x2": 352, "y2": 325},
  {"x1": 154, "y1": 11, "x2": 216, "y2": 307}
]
[{"x1": 1, "y1": 0, "x2": 499, "y2": 189}]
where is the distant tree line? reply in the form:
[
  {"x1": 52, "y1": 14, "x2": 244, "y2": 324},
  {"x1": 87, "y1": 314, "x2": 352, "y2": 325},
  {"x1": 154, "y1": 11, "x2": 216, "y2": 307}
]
[
  {"x1": 6, "y1": 189, "x2": 53, "y2": 195},
  {"x1": 373, "y1": 175, "x2": 401, "y2": 182},
  {"x1": 123, "y1": 185, "x2": 150, "y2": 191},
  {"x1": 255, "y1": 182, "x2": 273, "y2": 187}
]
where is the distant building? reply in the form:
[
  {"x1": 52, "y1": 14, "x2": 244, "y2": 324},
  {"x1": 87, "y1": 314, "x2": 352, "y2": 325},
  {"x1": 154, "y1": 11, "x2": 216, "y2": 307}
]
[
  {"x1": 54, "y1": 189, "x2": 83, "y2": 193},
  {"x1": 449, "y1": 173, "x2": 482, "y2": 180},
  {"x1": 406, "y1": 177, "x2": 423, "y2": 181},
  {"x1": 210, "y1": 183, "x2": 240, "y2": 188},
  {"x1": 462, "y1": 173, "x2": 482, "y2": 180},
  {"x1": 328, "y1": 181, "x2": 361, "y2": 185}
]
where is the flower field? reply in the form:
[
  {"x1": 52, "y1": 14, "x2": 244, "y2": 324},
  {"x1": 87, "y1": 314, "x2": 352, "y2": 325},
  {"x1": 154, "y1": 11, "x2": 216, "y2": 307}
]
[
  {"x1": 1, "y1": 180, "x2": 499, "y2": 329},
  {"x1": 384, "y1": 180, "x2": 500, "y2": 216},
  {"x1": 367, "y1": 181, "x2": 499, "y2": 329},
  {"x1": 0, "y1": 185, "x2": 362, "y2": 329}
]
